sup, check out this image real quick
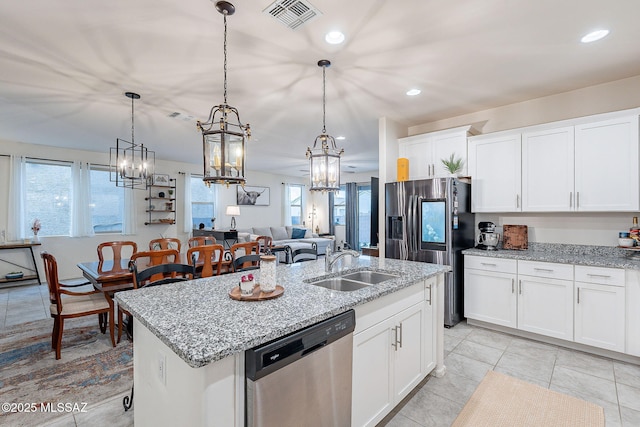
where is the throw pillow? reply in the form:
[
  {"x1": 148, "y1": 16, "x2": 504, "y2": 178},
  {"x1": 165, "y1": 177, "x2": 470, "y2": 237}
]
[
  {"x1": 291, "y1": 228, "x2": 306, "y2": 239},
  {"x1": 270, "y1": 226, "x2": 289, "y2": 241}
]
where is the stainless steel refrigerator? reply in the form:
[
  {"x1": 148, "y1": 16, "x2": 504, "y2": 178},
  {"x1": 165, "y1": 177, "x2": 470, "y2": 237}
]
[{"x1": 385, "y1": 178, "x2": 474, "y2": 327}]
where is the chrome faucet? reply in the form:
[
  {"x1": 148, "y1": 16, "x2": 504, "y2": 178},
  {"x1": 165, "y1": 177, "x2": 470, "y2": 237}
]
[{"x1": 325, "y1": 246, "x2": 360, "y2": 273}]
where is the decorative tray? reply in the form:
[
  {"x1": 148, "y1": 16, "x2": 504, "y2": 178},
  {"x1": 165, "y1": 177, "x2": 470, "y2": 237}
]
[
  {"x1": 5, "y1": 272, "x2": 24, "y2": 279},
  {"x1": 229, "y1": 284, "x2": 284, "y2": 301},
  {"x1": 617, "y1": 246, "x2": 640, "y2": 250}
]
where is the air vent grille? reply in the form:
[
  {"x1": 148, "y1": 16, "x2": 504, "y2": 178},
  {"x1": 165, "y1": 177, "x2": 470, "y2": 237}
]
[{"x1": 263, "y1": 0, "x2": 321, "y2": 30}]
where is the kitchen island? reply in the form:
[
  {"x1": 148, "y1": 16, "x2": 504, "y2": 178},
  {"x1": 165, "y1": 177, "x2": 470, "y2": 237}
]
[{"x1": 116, "y1": 256, "x2": 449, "y2": 427}]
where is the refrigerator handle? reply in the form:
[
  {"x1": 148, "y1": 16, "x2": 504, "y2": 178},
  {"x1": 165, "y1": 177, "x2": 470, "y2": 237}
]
[{"x1": 407, "y1": 196, "x2": 414, "y2": 253}]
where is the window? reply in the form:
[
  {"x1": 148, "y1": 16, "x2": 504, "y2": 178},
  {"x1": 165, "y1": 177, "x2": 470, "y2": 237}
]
[
  {"x1": 357, "y1": 184, "x2": 372, "y2": 249},
  {"x1": 333, "y1": 185, "x2": 346, "y2": 225},
  {"x1": 289, "y1": 184, "x2": 303, "y2": 225},
  {"x1": 25, "y1": 160, "x2": 72, "y2": 236},
  {"x1": 191, "y1": 176, "x2": 216, "y2": 229},
  {"x1": 90, "y1": 166, "x2": 124, "y2": 233}
]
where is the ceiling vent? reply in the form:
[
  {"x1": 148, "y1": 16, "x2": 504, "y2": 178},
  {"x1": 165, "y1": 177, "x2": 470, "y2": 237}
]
[{"x1": 263, "y1": 0, "x2": 322, "y2": 30}]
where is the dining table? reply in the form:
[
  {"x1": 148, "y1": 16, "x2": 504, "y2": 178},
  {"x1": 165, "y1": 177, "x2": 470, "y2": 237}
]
[{"x1": 77, "y1": 259, "x2": 134, "y2": 293}]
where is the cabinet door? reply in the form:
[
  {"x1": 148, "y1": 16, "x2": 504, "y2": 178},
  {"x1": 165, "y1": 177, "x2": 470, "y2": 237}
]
[
  {"x1": 432, "y1": 131, "x2": 468, "y2": 177},
  {"x1": 423, "y1": 282, "x2": 436, "y2": 374},
  {"x1": 393, "y1": 303, "x2": 424, "y2": 402},
  {"x1": 522, "y1": 126, "x2": 575, "y2": 211},
  {"x1": 575, "y1": 116, "x2": 639, "y2": 211},
  {"x1": 517, "y1": 275, "x2": 573, "y2": 340},
  {"x1": 574, "y1": 282, "x2": 626, "y2": 352},
  {"x1": 468, "y1": 133, "x2": 522, "y2": 212},
  {"x1": 625, "y1": 270, "x2": 640, "y2": 357},
  {"x1": 352, "y1": 320, "x2": 393, "y2": 427},
  {"x1": 464, "y1": 269, "x2": 517, "y2": 328},
  {"x1": 399, "y1": 137, "x2": 432, "y2": 180}
]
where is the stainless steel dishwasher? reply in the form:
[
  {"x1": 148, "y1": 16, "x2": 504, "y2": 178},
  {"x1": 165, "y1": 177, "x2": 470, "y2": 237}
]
[{"x1": 245, "y1": 309, "x2": 356, "y2": 427}]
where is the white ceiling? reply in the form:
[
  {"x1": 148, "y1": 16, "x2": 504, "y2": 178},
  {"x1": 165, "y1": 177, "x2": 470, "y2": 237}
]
[{"x1": 2, "y1": 0, "x2": 640, "y2": 178}]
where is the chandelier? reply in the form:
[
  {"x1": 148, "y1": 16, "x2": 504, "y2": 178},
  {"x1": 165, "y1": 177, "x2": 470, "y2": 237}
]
[
  {"x1": 306, "y1": 60, "x2": 343, "y2": 192},
  {"x1": 110, "y1": 92, "x2": 155, "y2": 189},
  {"x1": 197, "y1": 1, "x2": 251, "y2": 187}
]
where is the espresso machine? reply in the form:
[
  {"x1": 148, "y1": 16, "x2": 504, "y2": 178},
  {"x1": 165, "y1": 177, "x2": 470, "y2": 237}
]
[{"x1": 476, "y1": 221, "x2": 500, "y2": 250}]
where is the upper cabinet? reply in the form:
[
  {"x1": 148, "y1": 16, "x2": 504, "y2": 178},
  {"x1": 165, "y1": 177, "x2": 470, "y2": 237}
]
[
  {"x1": 398, "y1": 126, "x2": 475, "y2": 180},
  {"x1": 468, "y1": 111, "x2": 640, "y2": 213},
  {"x1": 468, "y1": 132, "x2": 522, "y2": 213}
]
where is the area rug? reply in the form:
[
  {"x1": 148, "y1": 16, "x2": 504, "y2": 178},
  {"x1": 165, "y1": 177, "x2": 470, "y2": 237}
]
[
  {"x1": 452, "y1": 370, "x2": 604, "y2": 427},
  {"x1": 0, "y1": 318, "x2": 133, "y2": 426}
]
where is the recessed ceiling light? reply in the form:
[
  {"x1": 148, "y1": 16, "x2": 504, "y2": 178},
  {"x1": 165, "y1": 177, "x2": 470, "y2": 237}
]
[
  {"x1": 336, "y1": 136, "x2": 346, "y2": 140},
  {"x1": 406, "y1": 89, "x2": 421, "y2": 96},
  {"x1": 581, "y1": 29, "x2": 609, "y2": 43},
  {"x1": 325, "y1": 31, "x2": 345, "y2": 45}
]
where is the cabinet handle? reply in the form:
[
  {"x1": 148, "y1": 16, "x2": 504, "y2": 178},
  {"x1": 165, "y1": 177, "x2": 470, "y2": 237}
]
[
  {"x1": 534, "y1": 268, "x2": 554, "y2": 272},
  {"x1": 577, "y1": 287, "x2": 580, "y2": 304},
  {"x1": 481, "y1": 262, "x2": 497, "y2": 267},
  {"x1": 519, "y1": 280, "x2": 522, "y2": 295},
  {"x1": 426, "y1": 286, "x2": 432, "y2": 305},
  {"x1": 511, "y1": 279, "x2": 514, "y2": 294},
  {"x1": 398, "y1": 323, "x2": 403, "y2": 349},
  {"x1": 587, "y1": 273, "x2": 611, "y2": 278},
  {"x1": 576, "y1": 192, "x2": 580, "y2": 208},
  {"x1": 516, "y1": 194, "x2": 520, "y2": 208},
  {"x1": 569, "y1": 192, "x2": 573, "y2": 208},
  {"x1": 391, "y1": 327, "x2": 398, "y2": 351}
]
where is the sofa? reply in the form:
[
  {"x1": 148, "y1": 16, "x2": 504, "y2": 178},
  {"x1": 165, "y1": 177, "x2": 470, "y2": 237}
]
[{"x1": 238, "y1": 226, "x2": 334, "y2": 258}]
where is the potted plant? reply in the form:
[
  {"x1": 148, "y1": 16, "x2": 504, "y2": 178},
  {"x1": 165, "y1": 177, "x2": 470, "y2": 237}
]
[{"x1": 441, "y1": 153, "x2": 464, "y2": 176}]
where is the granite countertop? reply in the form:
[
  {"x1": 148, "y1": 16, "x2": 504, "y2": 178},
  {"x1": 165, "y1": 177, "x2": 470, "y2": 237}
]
[
  {"x1": 115, "y1": 256, "x2": 450, "y2": 368},
  {"x1": 462, "y1": 242, "x2": 640, "y2": 270}
]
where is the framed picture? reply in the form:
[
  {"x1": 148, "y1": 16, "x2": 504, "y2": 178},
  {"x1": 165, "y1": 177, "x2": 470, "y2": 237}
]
[
  {"x1": 237, "y1": 185, "x2": 270, "y2": 206},
  {"x1": 152, "y1": 174, "x2": 170, "y2": 185}
]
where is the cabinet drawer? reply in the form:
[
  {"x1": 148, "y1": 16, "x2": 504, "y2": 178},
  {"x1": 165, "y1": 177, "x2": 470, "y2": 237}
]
[
  {"x1": 575, "y1": 265, "x2": 624, "y2": 287},
  {"x1": 465, "y1": 255, "x2": 517, "y2": 274},
  {"x1": 518, "y1": 260, "x2": 573, "y2": 281}
]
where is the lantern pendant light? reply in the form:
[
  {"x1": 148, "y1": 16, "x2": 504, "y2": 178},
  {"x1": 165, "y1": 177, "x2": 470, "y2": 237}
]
[
  {"x1": 197, "y1": 1, "x2": 251, "y2": 187},
  {"x1": 110, "y1": 92, "x2": 155, "y2": 189},
  {"x1": 306, "y1": 60, "x2": 343, "y2": 192}
]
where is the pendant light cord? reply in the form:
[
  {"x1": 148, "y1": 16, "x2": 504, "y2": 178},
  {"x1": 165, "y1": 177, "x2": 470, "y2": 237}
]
[
  {"x1": 131, "y1": 95, "x2": 135, "y2": 144},
  {"x1": 223, "y1": 12, "x2": 228, "y2": 105},
  {"x1": 322, "y1": 64, "x2": 326, "y2": 134}
]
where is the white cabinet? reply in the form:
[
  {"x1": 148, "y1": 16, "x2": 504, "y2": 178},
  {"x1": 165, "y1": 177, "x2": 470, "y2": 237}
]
[
  {"x1": 522, "y1": 126, "x2": 575, "y2": 211},
  {"x1": 517, "y1": 261, "x2": 574, "y2": 340},
  {"x1": 423, "y1": 278, "x2": 436, "y2": 374},
  {"x1": 574, "y1": 116, "x2": 639, "y2": 211},
  {"x1": 574, "y1": 266, "x2": 626, "y2": 352},
  {"x1": 468, "y1": 132, "x2": 522, "y2": 212},
  {"x1": 398, "y1": 126, "x2": 473, "y2": 180},
  {"x1": 352, "y1": 283, "x2": 427, "y2": 427},
  {"x1": 464, "y1": 256, "x2": 517, "y2": 327},
  {"x1": 625, "y1": 270, "x2": 640, "y2": 357}
]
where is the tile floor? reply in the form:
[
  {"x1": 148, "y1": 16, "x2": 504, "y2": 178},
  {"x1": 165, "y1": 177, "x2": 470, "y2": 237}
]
[{"x1": 2, "y1": 283, "x2": 640, "y2": 427}]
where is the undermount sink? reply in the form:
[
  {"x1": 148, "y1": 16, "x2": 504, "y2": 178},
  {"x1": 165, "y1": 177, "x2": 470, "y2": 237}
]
[
  {"x1": 340, "y1": 271, "x2": 399, "y2": 284},
  {"x1": 305, "y1": 270, "x2": 400, "y2": 292},
  {"x1": 306, "y1": 277, "x2": 371, "y2": 292}
]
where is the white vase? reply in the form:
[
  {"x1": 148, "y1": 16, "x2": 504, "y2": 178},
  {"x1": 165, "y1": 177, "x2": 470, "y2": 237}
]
[{"x1": 32, "y1": 234, "x2": 39, "y2": 243}]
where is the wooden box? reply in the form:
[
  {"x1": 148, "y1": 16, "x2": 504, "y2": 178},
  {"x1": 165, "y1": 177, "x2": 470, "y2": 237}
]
[{"x1": 502, "y1": 225, "x2": 528, "y2": 250}]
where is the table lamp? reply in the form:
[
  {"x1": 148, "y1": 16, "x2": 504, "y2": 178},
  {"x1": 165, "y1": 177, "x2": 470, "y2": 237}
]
[{"x1": 226, "y1": 205, "x2": 240, "y2": 230}]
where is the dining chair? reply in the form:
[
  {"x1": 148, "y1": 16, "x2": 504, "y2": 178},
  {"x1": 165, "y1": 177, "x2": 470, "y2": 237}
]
[
  {"x1": 149, "y1": 237, "x2": 182, "y2": 253},
  {"x1": 188, "y1": 236, "x2": 217, "y2": 248},
  {"x1": 41, "y1": 251, "x2": 115, "y2": 359},
  {"x1": 187, "y1": 244, "x2": 225, "y2": 278},
  {"x1": 117, "y1": 248, "x2": 184, "y2": 343},
  {"x1": 230, "y1": 241, "x2": 261, "y2": 272},
  {"x1": 255, "y1": 235, "x2": 273, "y2": 254},
  {"x1": 97, "y1": 241, "x2": 138, "y2": 264},
  {"x1": 287, "y1": 243, "x2": 318, "y2": 263}
]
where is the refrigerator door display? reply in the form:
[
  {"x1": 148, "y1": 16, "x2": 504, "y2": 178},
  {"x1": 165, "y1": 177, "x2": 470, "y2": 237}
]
[{"x1": 420, "y1": 199, "x2": 447, "y2": 249}]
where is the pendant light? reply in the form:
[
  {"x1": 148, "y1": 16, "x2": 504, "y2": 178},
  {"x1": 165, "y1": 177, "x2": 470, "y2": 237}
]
[
  {"x1": 197, "y1": 1, "x2": 251, "y2": 187},
  {"x1": 306, "y1": 60, "x2": 343, "y2": 192},
  {"x1": 110, "y1": 92, "x2": 155, "y2": 189}
]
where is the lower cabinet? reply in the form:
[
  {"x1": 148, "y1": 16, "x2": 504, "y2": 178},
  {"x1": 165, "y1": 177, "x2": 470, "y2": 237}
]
[
  {"x1": 574, "y1": 266, "x2": 625, "y2": 352},
  {"x1": 352, "y1": 283, "x2": 429, "y2": 427},
  {"x1": 625, "y1": 270, "x2": 640, "y2": 357},
  {"x1": 464, "y1": 257, "x2": 517, "y2": 328}
]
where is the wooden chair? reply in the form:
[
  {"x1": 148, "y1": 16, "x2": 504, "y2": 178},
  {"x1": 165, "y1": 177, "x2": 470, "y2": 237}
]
[
  {"x1": 188, "y1": 236, "x2": 216, "y2": 248},
  {"x1": 117, "y1": 249, "x2": 182, "y2": 343},
  {"x1": 41, "y1": 252, "x2": 115, "y2": 359},
  {"x1": 187, "y1": 244, "x2": 225, "y2": 278},
  {"x1": 149, "y1": 237, "x2": 182, "y2": 253},
  {"x1": 255, "y1": 235, "x2": 273, "y2": 254},
  {"x1": 287, "y1": 243, "x2": 318, "y2": 263},
  {"x1": 230, "y1": 241, "x2": 261, "y2": 272},
  {"x1": 97, "y1": 241, "x2": 138, "y2": 264}
]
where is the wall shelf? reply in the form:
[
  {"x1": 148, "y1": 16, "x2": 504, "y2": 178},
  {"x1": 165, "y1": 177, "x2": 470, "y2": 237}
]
[{"x1": 146, "y1": 179, "x2": 176, "y2": 226}]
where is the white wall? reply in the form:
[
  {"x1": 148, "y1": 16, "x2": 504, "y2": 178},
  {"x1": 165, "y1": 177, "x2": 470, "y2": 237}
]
[
  {"x1": 0, "y1": 140, "x2": 307, "y2": 279},
  {"x1": 399, "y1": 74, "x2": 640, "y2": 248}
]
